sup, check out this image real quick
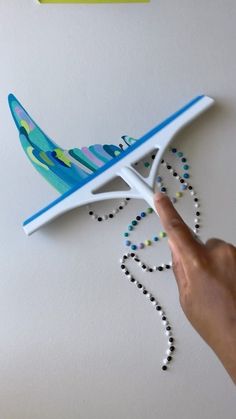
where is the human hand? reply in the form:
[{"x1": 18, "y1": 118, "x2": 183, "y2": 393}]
[{"x1": 154, "y1": 192, "x2": 236, "y2": 384}]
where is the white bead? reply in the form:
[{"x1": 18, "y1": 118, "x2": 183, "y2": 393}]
[
  {"x1": 161, "y1": 263, "x2": 165, "y2": 269},
  {"x1": 162, "y1": 320, "x2": 167, "y2": 325},
  {"x1": 166, "y1": 349, "x2": 172, "y2": 356},
  {"x1": 127, "y1": 275, "x2": 132, "y2": 280},
  {"x1": 165, "y1": 330, "x2": 171, "y2": 336},
  {"x1": 158, "y1": 310, "x2": 163, "y2": 316},
  {"x1": 163, "y1": 358, "x2": 168, "y2": 365},
  {"x1": 92, "y1": 214, "x2": 97, "y2": 220},
  {"x1": 176, "y1": 175, "x2": 180, "y2": 180},
  {"x1": 119, "y1": 258, "x2": 124, "y2": 263},
  {"x1": 194, "y1": 218, "x2": 199, "y2": 223},
  {"x1": 112, "y1": 209, "x2": 118, "y2": 214},
  {"x1": 146, "y1": 293, "x2": 150, "y2": 298},
  {"x1": 153, "y1": 266, "x2": 158, "y2": 271},
  {"x1": 190, "y1": 190, "x2": 195, "y2": 196},
  {"x1": 120, "y1": 201, "x2": 126, "y2": 206},
  {"x1": 194, "y1": 203, "x2": 199, "y2": 208},
  {"x1": 151, "y1": 300, "x2": 157, "y2": 306},
  {"x1": 102, "y1": 215, "x2": 108, "y2": 220}
]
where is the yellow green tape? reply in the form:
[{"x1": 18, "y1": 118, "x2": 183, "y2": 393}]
[{"x1": 39, "y1": 1, "x2": 149, "y2": 3}]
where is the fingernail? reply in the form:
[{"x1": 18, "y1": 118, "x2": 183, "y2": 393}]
[{"x1": 155, "y1": 192, "x2": 166, "y2": 203}]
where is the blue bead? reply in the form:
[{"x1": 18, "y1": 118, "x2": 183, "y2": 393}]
[
  {"x1": 153, "y1": 236, "x2": 159, "y2": 241},
  {"x1": 131, "y1": 244, "x2": 137, "y2": 250},
  {"x1": 125, "y1": 240, "x2": 131, "y2": 246},
  {"x1": 157, "y1": 176, "x2": 162, "y2": 183},
  {"x1": 177, "y1": 152, "x2": 183, "y2": 157},
  {"x1": 141, "y1": 212, "x2": 146, "y2": 217},
  {"x1": 183, "y1": 173, "x2": 189, "y2": 179},
  {"x1": 171, "y1": 148, "x2": 177, "y2": 153},
  {"x1": 183, "y1": 164, "x2": 189, "y2": 170},
  {"x1": 124, "y1": 232, "x2": 129, "y2": 237},
  {"x1": 181, "y1": 184, "x2": 187, "y2": 190}
]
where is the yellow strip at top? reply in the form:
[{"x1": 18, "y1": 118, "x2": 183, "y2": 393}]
[{"x1": 39, "y1": 0, "x2": 149, "y2": 3}]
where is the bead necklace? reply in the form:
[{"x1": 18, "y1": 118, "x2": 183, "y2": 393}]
[
  {"x1": 118, "y1": 149, "x2": 201, "y2": 371},
  {"x1": 86, "y1": 146, "x2": 190, "y2": 222},
  {"x1": 87, "y1": 145, "x2": 201, "y2": 372},
  {"x1": 119, "y1": 252, "x2": 175, "y2": 370}
]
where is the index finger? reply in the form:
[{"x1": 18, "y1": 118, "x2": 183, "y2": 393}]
[{"x1": 154, "y1": 192, "x2": 203, "y2": 260}]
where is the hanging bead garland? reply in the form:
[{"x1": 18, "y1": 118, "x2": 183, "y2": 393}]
[
  {"x1": 87, "y1": 144, "x2": 201, "y2": 372},
  {"x1": 119, "y1": 252, "x2": 175, "y2": 370}
]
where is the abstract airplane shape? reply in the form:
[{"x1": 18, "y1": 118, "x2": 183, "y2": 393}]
[{"x1": 9, "y1": 94, "x2": 214, "y2": 235}]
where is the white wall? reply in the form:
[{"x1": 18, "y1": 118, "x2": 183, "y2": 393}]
[{"x1": 0, "y1": 1, "x2": 235, "y2": 418}]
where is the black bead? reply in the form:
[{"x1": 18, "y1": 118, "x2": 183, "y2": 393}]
[
  {"x1": 180, "y1": 179, "x2": 184, "y2": 183},
  {"x1": 143, "y1": 290, "x2": 147, "y2": 295},
  {"x1": 151, "y1": 154, "x2": 155, "y2": 160},
  {"x1": 121, "y1": 265, "x2": 125, "y2": 270},
  {"x1": 161, "y1": 159, "x2": 164, "y2": 164},
  {"x1": 167, "y1": 356, "x2": 172, "y2": 362},
  {"x1": 109, "y1": 214, "x2": 113, "y2": 218},
  {"x1": 156, "y1": 305, "x2": 162, "y2": 311},
  {"x1": 134, "y1": 258, "x2": 140, "y2": 262},
  {"x1": 158, "y1": 266, "x2": 163, "y2": 271},
  {"x1": 181, "y1": 157, "x2": 186, "y2": 162},
  {"x1": 125, "y1": 271, "x2": 129, "y2": 275},
  {"x1": 98, "y1": 217, "x2": 102, "y2": 222},
  {"x1": 194, "y1": 198, "x2": 198, "y2": 202},
  {"x1": 188, "y1": 186, "x2": 193, "y2": 190},
  {"x1": 166, "y1": 326, "x2": 171, "y2": 331},
  {"x1": 165, "y1": 264, "x2": 170, "y2": 269},
  {"x1": 162, "y1": 365, "x2": 167, "y2": 371},
  {"x1": 130, "y1": 253, "x2": 135, "y2": 257},
  {"x1": 169, "y1": 337, "x2": 174, "y2": 343},
  {"x1": 123, "y1": 255, "x2": 128, "y2": 260},
  {"x1": 195, "y1": 224, "x2": 200, "y2": 229},
  {"x1": 137, "y1": 284, "x2": 142, "y2": 289},
  {"x1": 167, "y1": 165, "x2": 172, "y2": 170},
  {"x1": 89, "y1": 211, "x2": 93, "y2": 215},
  {"x1": 136, "y1": 216, "x2": 141, "y2": 221},
  {"x1": 162, "y1": 316, "x2": 166, "y2": 321},
  {"x1": 150, "y1": 296, "x2": 155, "y2": 302},
  {"x1": 149, "y1": 268, "x2": 153, "y2": 272},
  {"x1": 170, "y1": 346, "x2": 175, "y2": 352},
  {"x1": 173, "y1": 172, "x2": 177, "y2": 177},
  {"x1": 142, "y1": 265, "x2": 146, "y2": 269},
  {"x1": 161, "y1": 187, "x2": 166, "y2": 192},
  {"x1": 196, "y1": 211, "x2": 200, "y2": 216},
  {"x1": 130, "y1": 277, "x2": 135, "y2": 282},
  {"x1": 126, "y1": 198, "x2": 130, "y2": 201},
  {"x1": 119, "y1": 206, "x2": 123, "y2": 210}
]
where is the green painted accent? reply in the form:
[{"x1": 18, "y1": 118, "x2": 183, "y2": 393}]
[
  {"x1": 114, "y1": 150, "x2": 121, "y2": 156},
  {"x1": 144, "y1": 162, "x2": 150, "y2": 167},
  {"x1": 39, "y1": 0, "x2": 149, "y2": 3},
  {"x1": 20, "y1": 120, "x2": 30, "y2": 134},
  {"x1": 39, "y1": 151, "x2": 55, "y2": 166},
  {"x1": 54, "y1": 148, "x2": 72, "y2": 167}
]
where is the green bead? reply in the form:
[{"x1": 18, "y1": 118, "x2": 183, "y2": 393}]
[
  {"x1": 124, "y1": 232, "x2": 129, "y2": 237},
  {"x1": 159, "y1": 231, "x2": 167, "y2": 238},
  {"x1": 144, "y1": 239, "x2": 152, "y2": 246},
  {"x1": 132, "y1": 220, "x2": 137, "y2": 226},
  {"x1": 147, "y1": 207, "x2": 153, "y2": 214},
  {"x1": 183, "y1": 164, "x2": 189, "y2": 170},
  {"x1": 144, "y1": 162, "x2": 150, "y2": 168},
  {"x1": 176, "y1": 192, "x2": 182, "y2": 198}
]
